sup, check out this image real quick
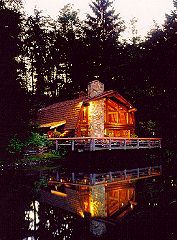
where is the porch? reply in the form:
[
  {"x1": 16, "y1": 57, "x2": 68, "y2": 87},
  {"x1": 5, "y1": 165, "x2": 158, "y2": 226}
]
[{"x1": 49, "y1": 137, "x2": 162, "y2": 152}]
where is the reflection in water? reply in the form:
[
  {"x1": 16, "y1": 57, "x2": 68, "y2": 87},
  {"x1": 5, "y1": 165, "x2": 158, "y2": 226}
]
[
  {"x1": 0, "y1": 170, "x2": 177, "y2": 240},
  {"x1": 22, "y1": 237, "x2": 35, "y2": 240},
  {"x1": 31, "y1": 201, "x2": 83, "y2": 240},
  {"x1": 25, "y1": 201, "x2": 39, "y2": 231}
]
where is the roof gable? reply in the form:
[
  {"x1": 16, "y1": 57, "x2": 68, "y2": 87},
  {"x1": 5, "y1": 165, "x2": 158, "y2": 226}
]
[{"x1": 84, "y1": 90, "x2": 136, "y2": 111}]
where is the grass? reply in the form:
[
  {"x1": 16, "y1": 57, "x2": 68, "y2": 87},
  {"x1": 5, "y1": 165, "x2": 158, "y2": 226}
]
[
  {"x1": 24, "y1": 151, "x2": 62, "y2": 162},
  {"x1": 13, "y1": 151, "x2": 66, "y2": 171}
]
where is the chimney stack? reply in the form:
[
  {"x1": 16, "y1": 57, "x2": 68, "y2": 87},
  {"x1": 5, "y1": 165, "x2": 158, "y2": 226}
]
[{"x1": 88, "y1": 80, "x2": 104, "y2": 98}]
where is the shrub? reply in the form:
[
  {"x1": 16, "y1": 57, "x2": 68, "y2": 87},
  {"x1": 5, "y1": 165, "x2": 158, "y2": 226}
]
[
  {"x1": 7, "y1": 135, "x2": 24, "y2": 155},
  {"x1": 34, "y1": 176, "x2": 48, "y2": 192},
  {"x1": 26, "y1": 132, "x2": 52, "y2": 148}
]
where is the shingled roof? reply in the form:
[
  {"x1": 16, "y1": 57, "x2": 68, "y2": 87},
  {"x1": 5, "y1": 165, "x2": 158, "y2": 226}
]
[
  {"x1": 37, "y1": 87, "x2": 136, "y2": 132},
  {"x1": 37, "y1": 97, "x2": 83, "y2": 130}
]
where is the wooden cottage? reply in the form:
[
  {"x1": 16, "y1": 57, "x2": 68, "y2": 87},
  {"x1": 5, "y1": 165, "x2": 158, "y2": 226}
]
[{"x1": 38, "y1": 80, "x2": 137, "y2": 138}]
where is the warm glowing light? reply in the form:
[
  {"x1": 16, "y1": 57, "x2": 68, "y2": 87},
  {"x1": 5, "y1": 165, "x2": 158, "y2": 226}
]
[
  {"x1": 88, "y1": 102, "x2": 93, "y2": 114},
  {"x1": 51, "y1": 190, "x2": 67, "y2": 197},
  {"x1": 84, "y1": 201, "x2": 89, "y2": 211},
  {"x1": 59, "y1": 130, "x2": 70, "y2": 137},
  {"x1": 40, "y1": 121, "x2": 66, "y2": 129},
  {"x1": 90, "y1": 202, "x2": 95, "y2": 217},
  {"x1": 79, "y1": 211, "x2": 84, "y2": 218}
]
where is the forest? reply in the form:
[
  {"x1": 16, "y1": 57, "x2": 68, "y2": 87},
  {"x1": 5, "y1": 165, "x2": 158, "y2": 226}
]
[{"x1": 0, "y1": 0, "x2": 177, "y2": 165}]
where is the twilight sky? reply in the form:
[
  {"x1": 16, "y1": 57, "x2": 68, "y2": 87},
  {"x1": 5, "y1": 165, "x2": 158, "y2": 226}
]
[{"x1": 23, "y1": 0, "x2": 174, "y2": 38}]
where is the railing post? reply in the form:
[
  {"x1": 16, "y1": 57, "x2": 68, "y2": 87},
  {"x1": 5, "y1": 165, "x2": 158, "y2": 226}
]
[
  {"x1": 72, "y1": 172, "x2": 75, "y2": 183},
  {"x1": 137, "y1": 139, "x2": 140, "y2": 149},
  {"x1": 137, "y1": 168, "x2": 140, "y2": 178},
  {"x1": 93, "y1": 173, "x2": 96, "y2": 184},
  {"x1": 56, "y1": 171, "x2": 59, "y2": 181},
  {"x1": 92, "y1": 139, "x2": 95, "y2": 151},
  {"x1": 148, "y1": 166, "x2": 151, "y2": 176},
  {"x1": 124, "y1": 139, "x2": 127, "y2": 150},
  {"x1": 94, "y1": 139, "x2": 96, "y2": 151},
  {"x1": 109, "y1": 171, "x2": 113, "y2": 182},
  {"x1": 159, "y1": 140, "x2": 162, "y2": 149},
  {"x1": 71, "y1": 140, "x2": 75, "y2": 151},
  {"x1": 90, "y1": 174, "x2": 93, "y2": 185},
  {"x1": 124, "y1": 169, "x2": 127, "y2": 179},
  {"x1": 56, "y1": 139, "x2": 58, "y2": 151},
  {"x1": 90, "y1": 139, "x2": 92, "y2": 151},
  {"x1": 90, "y1": 139, "x2": 95, "y2": 151},
  {"x1": 109, "y1": 139, "x2": 111, "y2": 150}
]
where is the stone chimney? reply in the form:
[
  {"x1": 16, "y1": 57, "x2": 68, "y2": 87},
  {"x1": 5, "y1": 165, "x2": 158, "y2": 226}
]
[
  {"x1": 87, "y1": 80, "x2": 105, "y2": 138},
  {"x1": 88, "y1": 80, "x2": 104, "y2": 98}
]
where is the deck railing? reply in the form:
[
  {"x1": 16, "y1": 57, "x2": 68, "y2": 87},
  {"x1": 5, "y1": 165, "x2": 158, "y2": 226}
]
[
  {"x1": 49, "y1": 137, "x2": 161, "y2": 151},
  {"x1": 49, "y1": 165, "x2": 162, "y2": 186}
]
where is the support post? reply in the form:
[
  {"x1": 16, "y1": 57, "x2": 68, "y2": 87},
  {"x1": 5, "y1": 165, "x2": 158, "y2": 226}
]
[
  {"x1": 137, "y1": 139, "x2": 140, "y2": 149},
  {"x1": 124, "y1": 169, "x2": 127, "y2": 179},
  {"x1": 137, "y1": 168, "x2": 140, "y2": 178},
  {"x1": 56, "y1": 171, "x2": 59, "y2": 181},
  {"x1": 159, "y1": 140, "x2": 162, "y2": 149},
  {"x1": 72, "y1": 172, "x2": 75, "y2": 183},
  {"x1": 55, "y1": 139, "x2": 58, "y2": 151},
  {"x1": 124, "y1": 139, "x2": 127, "y2": 150},
  {"x1": 71, "y1": 140, "x2": 75, "y2": 151},
  {"x1": 93, "y1": 174, "x2": 96, "y2": 185},
  {"x1": 109, "y1": 139, "x2": 111, "y2": 150},
  {"x1": 148, "y1": 167, "x2": 151, "y2": 176},
  {"x1": 90, "y1": 174, "x2": 93, "y2": 185},
  {"x1": 109, "y1": 172, "x2": 113, "y2": 182},
  {"x1": 93, "y1": 139, "x2": 96, "y2": 151},
  {"x1": 90, "y1": 139, "x2": 96, "y2": 151}
]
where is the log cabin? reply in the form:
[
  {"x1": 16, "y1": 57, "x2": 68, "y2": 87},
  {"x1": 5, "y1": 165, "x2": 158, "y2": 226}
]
[{"x1": 37, "y1": 80, "x2": 137, "y2": 138}]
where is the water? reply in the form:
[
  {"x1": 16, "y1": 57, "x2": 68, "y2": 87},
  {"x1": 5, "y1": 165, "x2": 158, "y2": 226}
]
[{"x1": 0, "y1": 169, "x2": 177, "y2": 240}]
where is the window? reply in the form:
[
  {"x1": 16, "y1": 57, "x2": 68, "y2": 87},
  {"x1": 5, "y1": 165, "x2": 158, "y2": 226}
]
[
  {"x1": 82, "y1": 107, "x2": 87, "y2": 122},
  {"x1": 108, "y1": 112, "x2": 118, "y2": 123},
  {"x1": 119, "y1": 112, "x2": 127, "y2": 124}
]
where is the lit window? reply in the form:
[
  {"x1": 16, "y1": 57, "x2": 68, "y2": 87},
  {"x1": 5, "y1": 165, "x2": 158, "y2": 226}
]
[
  {"x1": 82, "y1": 108, "x2": 87, "y2": 122},
  {"x1": 108, "y1": 112, "x2": 118, "y2": 123}
]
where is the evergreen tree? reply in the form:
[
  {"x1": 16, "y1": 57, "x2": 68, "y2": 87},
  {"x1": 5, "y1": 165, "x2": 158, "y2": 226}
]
[
  {"x1": 50, "y1": 4, "x2": 84, "y2": 100},
  {"x1": 0, "y1": 0, "x2": 29, "y2": 151},
  {"x1": 122, "y1": 0, "x2": 177, "y2": 151},
  {"x1": 23, "y1": 9, "x2": 50, "y2": 99},
  {"x1": 84, "y1": 0, "x2": 125, "y2": 87},
  {"x1": 129, "y1": 17, "x2": 141, "y2": 45}
]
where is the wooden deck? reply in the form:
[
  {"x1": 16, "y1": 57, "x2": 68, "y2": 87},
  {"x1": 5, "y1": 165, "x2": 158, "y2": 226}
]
[{"x1": 49, "y1": 137, "x2": 161, "y2": 151}]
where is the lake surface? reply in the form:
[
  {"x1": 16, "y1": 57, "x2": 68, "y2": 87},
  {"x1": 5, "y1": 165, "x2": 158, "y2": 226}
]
[{"x1": 0, "y1": 168, "x2": 177, "y2": 240}]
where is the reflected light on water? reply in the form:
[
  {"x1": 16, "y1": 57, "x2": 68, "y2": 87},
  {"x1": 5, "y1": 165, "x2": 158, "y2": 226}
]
[
  {"x1": 22, "y1": 237, "x2": 35, "y2": 240},
  {"x1": 25, "y1": 201, "x2": 39, "y2": 230}
]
